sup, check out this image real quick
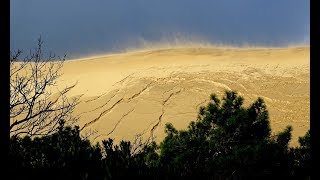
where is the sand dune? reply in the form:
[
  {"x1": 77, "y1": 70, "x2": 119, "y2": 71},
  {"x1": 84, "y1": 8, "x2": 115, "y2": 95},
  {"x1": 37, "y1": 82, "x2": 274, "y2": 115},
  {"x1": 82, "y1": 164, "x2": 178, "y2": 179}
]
[{"x1": 39, "y1": 47, "x2": 310, "y2": 146}]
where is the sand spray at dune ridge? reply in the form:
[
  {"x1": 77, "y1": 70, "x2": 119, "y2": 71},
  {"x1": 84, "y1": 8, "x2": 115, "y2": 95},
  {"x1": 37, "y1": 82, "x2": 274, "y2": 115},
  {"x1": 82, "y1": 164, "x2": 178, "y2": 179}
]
[{"x1": 66, "y1": 31, "x2": 309, "y2": 62}]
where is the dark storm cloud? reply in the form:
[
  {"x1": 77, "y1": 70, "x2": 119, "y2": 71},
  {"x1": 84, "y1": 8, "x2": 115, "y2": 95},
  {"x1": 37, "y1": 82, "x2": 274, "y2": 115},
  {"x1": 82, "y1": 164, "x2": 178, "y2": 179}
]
[{"x1": 10, "y1": 0, "x2": 310, "y2": 58}]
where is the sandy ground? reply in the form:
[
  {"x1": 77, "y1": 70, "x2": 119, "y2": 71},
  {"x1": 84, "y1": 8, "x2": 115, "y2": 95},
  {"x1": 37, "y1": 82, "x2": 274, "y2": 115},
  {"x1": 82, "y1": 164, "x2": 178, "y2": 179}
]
[{"x1": 38, "y1": 47, "x2": 309, "y2": 146}]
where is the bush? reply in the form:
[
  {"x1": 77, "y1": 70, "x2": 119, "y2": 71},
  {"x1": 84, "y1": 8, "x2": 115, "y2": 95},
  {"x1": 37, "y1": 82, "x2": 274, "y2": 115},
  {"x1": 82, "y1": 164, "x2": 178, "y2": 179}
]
[{"x1": 158, "y1": 91, "x2": 306, "y2": 179}]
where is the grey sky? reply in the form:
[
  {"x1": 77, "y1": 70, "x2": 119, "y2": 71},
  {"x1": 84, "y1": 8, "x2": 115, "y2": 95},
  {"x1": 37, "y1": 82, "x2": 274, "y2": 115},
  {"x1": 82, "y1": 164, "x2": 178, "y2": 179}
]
[{"x1": 10, "y1": 0, "x2": 310, "y2": 58}]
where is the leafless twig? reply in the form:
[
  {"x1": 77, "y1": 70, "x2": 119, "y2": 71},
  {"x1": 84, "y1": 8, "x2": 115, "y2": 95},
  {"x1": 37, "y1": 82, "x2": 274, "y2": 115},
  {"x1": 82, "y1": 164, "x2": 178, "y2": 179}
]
[{"x1": 10, "y1": 37, "x2": 79, "y2": 137}]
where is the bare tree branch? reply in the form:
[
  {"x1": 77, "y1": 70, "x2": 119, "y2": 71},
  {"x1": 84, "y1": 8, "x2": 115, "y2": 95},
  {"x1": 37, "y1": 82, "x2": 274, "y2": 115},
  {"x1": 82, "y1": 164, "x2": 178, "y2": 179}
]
[{"x1": 10, "y1": 37, "x2": 79, "y2": 137}]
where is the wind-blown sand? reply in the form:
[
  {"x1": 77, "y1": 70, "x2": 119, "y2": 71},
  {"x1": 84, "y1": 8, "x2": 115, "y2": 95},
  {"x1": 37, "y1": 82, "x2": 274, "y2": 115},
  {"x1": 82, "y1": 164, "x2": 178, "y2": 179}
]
[{"x1": 54, "y1": 47, "x2": 309, "y2": 146}]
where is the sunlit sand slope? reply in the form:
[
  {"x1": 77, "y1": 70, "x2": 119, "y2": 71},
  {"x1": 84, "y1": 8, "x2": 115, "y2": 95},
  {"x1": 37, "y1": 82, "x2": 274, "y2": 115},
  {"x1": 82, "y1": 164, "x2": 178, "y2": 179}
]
[{"x1": 57, "y1": 47, "x2": 309, "y2": 146}]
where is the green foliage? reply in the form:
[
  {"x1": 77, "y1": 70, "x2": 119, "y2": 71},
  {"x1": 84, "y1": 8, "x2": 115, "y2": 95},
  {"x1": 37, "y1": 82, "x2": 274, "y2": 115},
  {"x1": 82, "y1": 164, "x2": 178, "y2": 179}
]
[
  {"x1": 158, "y1": 91, "x2": 306, "y2": 179},
  {"x1": 9, "y1": 91, "x2": 311, "y2": 179},
  {"x1": 299, "y1": 130, "x2": 310, "y2": 148},
  {"x1": 9, "y1": 120, "x2": 158, "y2": 180},
  {"x1": 292, "y1": 130, "x2": 311, "y2": 179},
  {"x1": 9, "y1": 120, "x2": 103, "y2": 180}
]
